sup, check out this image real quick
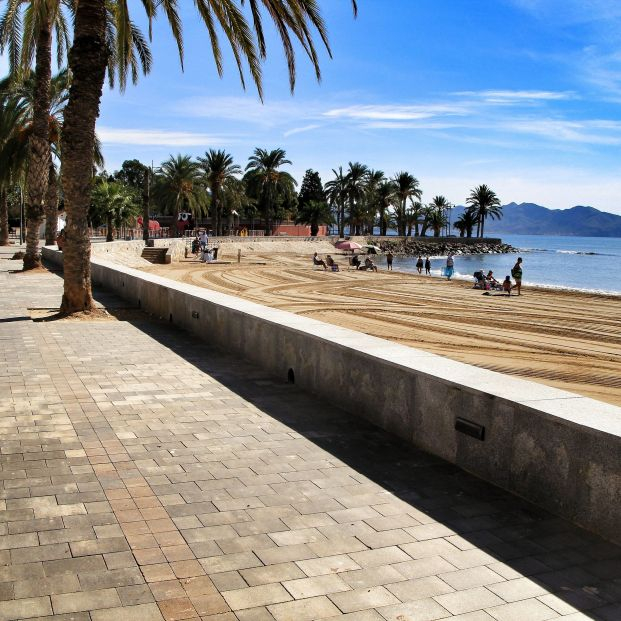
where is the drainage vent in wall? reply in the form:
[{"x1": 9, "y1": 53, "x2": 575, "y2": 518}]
[
  {"x1": 455, "y1": 417, "x2": 485, "y2": 441},
  {"x1": 287, "y1": 368, "x2": 295, "y2": 384}
]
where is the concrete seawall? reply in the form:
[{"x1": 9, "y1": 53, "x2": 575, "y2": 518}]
[{"x1": 43, "y1": 246, "x2": 621, "y2": 544}]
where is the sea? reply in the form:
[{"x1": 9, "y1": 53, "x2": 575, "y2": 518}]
[{"x1": 372, "y1": 234, "x2": 621, "y2": 295}]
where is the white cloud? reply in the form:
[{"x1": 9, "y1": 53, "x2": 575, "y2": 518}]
[
  {"x1": 98, "y1": 127, "x2": 230, "y2": 147},
  {"x1": 283, "y1": 124, "x2": 320, "y2": 137},
  {"x1": 502, "y1": 118, "x2": 621, "y2": 144},
  {"x1": 323, "y1": 103, "x2": 469, "y2": 121},
  {"x1": 455, "y1": 89, "x2": 576, "y2": 104}
]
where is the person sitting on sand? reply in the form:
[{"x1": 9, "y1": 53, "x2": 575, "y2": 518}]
[
  {"x1": 364, "y1": 257, "x2": 378, "y2": 272},
  {"x1": 313, "y1": 252, "x2": 327, "y2": 270},
  {"x1": 503, "y1": 275, "x2": 512, "y2": 295},
  {"x1": 326, "y1": 255, "x2": 339, "y2": 271},
  {"x1": 351, "y1": 255, "x2": 361, "y2": 269},
  {"x1": 486, "y1": 270, "x2": 499, "y2": 286}
]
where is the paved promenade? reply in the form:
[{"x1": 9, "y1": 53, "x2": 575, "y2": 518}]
[{"x1": 0, "y1": 246, "x2": 620, "y2": 621}]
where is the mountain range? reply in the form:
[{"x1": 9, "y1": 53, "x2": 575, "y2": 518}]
[{"x1": 451, "y1": 202, "x2": 621, "y2": 237}]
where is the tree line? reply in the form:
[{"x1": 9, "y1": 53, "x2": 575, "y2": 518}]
[{"x1": 88, "y1": 153, "x2": 504, "y2": 241}]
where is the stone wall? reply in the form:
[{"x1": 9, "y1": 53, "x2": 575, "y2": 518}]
[{"x1": 43, "y1": 247, "x2": 621, "y2": 544}]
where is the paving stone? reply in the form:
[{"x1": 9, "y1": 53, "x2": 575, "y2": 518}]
[
  {"x1": 222, "y1": 583, "x2": 292, "y2": 610},
  {"x1": 433, "y1": 586, "x2": 505, "y2": 615},
  {"x1": 282, "y1": 573, "x2": 351, "y2": 599},
  {"x1": 386, "y1": 575, "x2": 455, "y2": 602},
  {"x1": 328, "y1": 585, "x2": 400, "y2": 613},
  {"x1": 51, "y1": 588, "x2": 122, "y2": 614},
  {"x1": 91, "y1": 603, "x2": 165, "y2": 621},
  {"x1": 0, "y1": 596, "x2": 53, "y2": 620},
  {"x1": 268, "y1": 595, "x2": 341, "y2": 621},
  {"x1": 376, "y1": 597, "x2": 453, "y2": 621},
  {"x1": 240, "y1": 562, "x2": 306, "y2": 586},
  {"x1": 439, "y1": 566, "x2": 506, "y2": 591},
  {"x1": 485, "y1": 598, "x2": 559, "y2": 621}
]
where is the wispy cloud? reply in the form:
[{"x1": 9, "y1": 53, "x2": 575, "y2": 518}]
[
  {"x1": 98, "y1": 127, "x2": 230, "y2": 147},
  {"x1": 455, "y1": 89, "x2": 576, "y2": 104},
  {"x1": 283, "y1": 124, "x2": 320, "y2": 137},
  {"x1": 502, "y1": 118, "x2": 621, "y2": 144},
  {"x1": 323, "y1": 103, "x2": 469, "y2": 121}
]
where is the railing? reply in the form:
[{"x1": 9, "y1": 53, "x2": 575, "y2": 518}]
[{"x1": 89, "y1": 226, "x2": 170, "y2": 239}]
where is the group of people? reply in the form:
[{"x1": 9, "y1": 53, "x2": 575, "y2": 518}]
[
  {"x1": 191, "y1": 230, "x2": 218, "y2": 262},
  {"x1": 313, "y1": 252, "x2": 378, "y2": 272},
  {"x1": 415, "y1": 255, "x2": 432, "y2": 275},
  {"x1": 473, "y1": 258, "x2": 523, "y2": 295}
]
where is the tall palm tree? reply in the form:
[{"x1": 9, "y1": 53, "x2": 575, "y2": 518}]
[
  {"x1": 375, "y1": 180, "x2": 395, "y2": 236},
  {"x1": 466, "y1": 184, "x2": 502, "y2": 237},
  {"x1": 364, "y1": 169, "x2": 384, "y2": 235},
  {"x1": 60, "y1": 0, "x2": 357, "y2": 313},
  {"x1": 325, "y1": 166, "x2": 347, "y2": 237},
  {"x1": 426, "y1": 204, "x2": 448, "y2": 237},
  {"x1": 0, "y1": 93, "x2": 28, "y2": 245},
  {"x1": 393, "y1": 171, "x2": 422, "y2": 237},
  {"x1": 0, "y1": 0, "x2": 73, "y2": 269},
  {"x1": 429, "y1": 195, "x2": 450, "y2": 236},
  {"x1": 295, "y1": 200, "x2": 333, "y2": 236},
  {"x1": 198, "y1": 149, "x2": 241, "y2": 236},
  {"x1": 454, "y1": 209, "x2": 477, "y2": 238},
  {"x1": 90, "y1": 179, "x2": 140, "y2": 242},
  {"x1": 407, "y1": 200, "x2": 425, "y2": 237},
  {"x1": 154, "y1": 155, "x2": 206, "y2": 229},
  {"x1": 345, "y1": 162, "x2": 368, "y2": 235},
  {"x1": 244, "y1": 148, "x2": 296, "y2": 235}
]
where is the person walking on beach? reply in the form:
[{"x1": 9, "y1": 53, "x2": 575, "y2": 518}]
[
  {"x1": 386, "y1": 251, "x2": 394, "y2": 271},
  {"x1": 425, "y1": 257, "x2": 431, "y2": 275},
  {"x1": 511, "y1": 257, "x2": 523, "y2": 295},
  {"x1": 416, "y1": 255, "x2": 423, "y2": 274},
  {"x1": 445, "y1": 253, "x2": 454, "y2": 280}
]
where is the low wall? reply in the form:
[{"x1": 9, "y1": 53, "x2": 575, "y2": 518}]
[{"x1": 43, "y1": 247, "x2": 621, "y2": 543}]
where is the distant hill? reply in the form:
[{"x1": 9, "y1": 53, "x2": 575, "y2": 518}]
[{"x1": 450, "y1": 202, "x2": 621, "y2": 237}]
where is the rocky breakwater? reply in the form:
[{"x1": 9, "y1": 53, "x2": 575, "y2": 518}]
[{"x1": 371, "y1": 237, "x2": 517, "y2": 256}]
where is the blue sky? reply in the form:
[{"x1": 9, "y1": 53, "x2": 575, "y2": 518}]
[{"x1": 6, "y1": 0, "x2": 621, "y2": 213}]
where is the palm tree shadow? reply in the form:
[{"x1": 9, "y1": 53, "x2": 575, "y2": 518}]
[{"x1": 112, "y1": 304, "x2": 620, "y2": 621}]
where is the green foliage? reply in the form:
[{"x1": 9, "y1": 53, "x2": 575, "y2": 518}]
[
  {"x1": 90, "y1": 178, "x2": 140, "y2": 239},
  {"x1": 153, "y1": 154, "x2": 207, "y2": 217},
  {"x1": 298, "y1": 169, "x2": 325, "y2": 209},
  {"x1": 466, "y1": 184, "x2": 502, "y2": 237},
  {"x1": 295, "y1": 199, "x2": 333, "y2": 236}
]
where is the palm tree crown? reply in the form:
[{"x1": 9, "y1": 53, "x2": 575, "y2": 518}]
[
  {"x1": 393, "y1": 171, "x2": 421, "y2": 236},
  {"x1": 466, "y1": 184, "x2": 501, "y2": 237}
]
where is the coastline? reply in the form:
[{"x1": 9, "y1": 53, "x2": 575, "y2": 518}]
[{"x1": 123, "y1": 241, "x2": 621, "y2": 408}]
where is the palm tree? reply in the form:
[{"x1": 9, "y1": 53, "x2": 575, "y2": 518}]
[
  {"x1": 364, "y1": 169, "x2": 384, "y2": 234},
  {"x1": 393, "y1": 172, "x2": 422, "y2": 237},
  {"x1": 154, "y1": 155, "x2": 206, "y2": 230},
  {"x1": 454, "y1": 209, "x2": 477, "y2": 238},
  {"x1": 90, "y1": 179, "x2": 140, "y2": 242},
  {"x1": 426, "y1": 204, "x2": 448, "y2": 237},
  {"x1": 295, "y1": 200, "x2": 333, "y2": 236},
  {"x1": 325, "y1": 167, "x2": 348, "y2": 237},
  {"x1": 407, "y1": 200, "x2": 425, "y2": 237},
  {"x1": 0, "y1": 0, "x2": 73, "y2": 269},
  {"x1": 375, "y1": 180, "x2": 395, "y2": 236},
  {"x1": 466, "y1": 184, "x2": 502, "y2": 237},
  {"x1": 198, "y1": 149, "x2": 241, "y2": 236},
  {"x1": 59, "y1": 0, "x2": 357, "y2": 313},
  {"x1": 244, "y1": 148, "x2": 296, "y2": 235},
  {"x1": 345, "y1": 162, "x2": 368, "y2": 235},
  {"x1": 429, "y1": 195, "x2": 450, "y2": 236},
  {"x1": 0, "y1": 93, "x2": 28, "y2": 245}
]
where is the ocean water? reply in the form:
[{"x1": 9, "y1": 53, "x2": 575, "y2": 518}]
[{"x1": 372, "y1": 234, "x2": 621, "y2": 295}]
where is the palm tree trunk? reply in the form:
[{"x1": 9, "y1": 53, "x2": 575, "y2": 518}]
[
  {"x1": 60, "y1": 0, "x2": 109, "y2": 313},
  {"x1": 44, "y1": 164, "x2": 58, "y2": 245},
  {"x1": 142, "y1": 169, "x2": 150, "y2": 242},
  {"x1": 0, "y1": 190, "x2": 8, "y2": 245},
  {"x1": 23, "y1": 16, "x2": 53, "y2": 270},
  {"x1": 338, "y1": 202, "x2": 345, "y2": 237},
  {"x1": 480, "y1": 216, "x2": 485, "y2": 238}
]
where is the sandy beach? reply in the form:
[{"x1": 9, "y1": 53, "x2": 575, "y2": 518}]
[{"x1": 134, "y1": 241, "x2": 621, "y2": 407}]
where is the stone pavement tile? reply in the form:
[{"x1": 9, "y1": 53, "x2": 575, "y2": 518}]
[
  {"x1": 485, "y1": 598, "x2": 558, "y2": 621},
  {"x1": 91, "y1": 602, "x2": 165, "y2": 621},
  {"x1": 78, "y1": 566, "x2": 144, "y2": 590},
  {"x1": 439, "y1": 566, "x2": 506, "y2": 590},
  {"x1": 267, "y1": 595, "x2": 341, "y2": 621},
  {"x1": 199, "y1": 552, "x2": 262, "y2": 574},
  {"x1": 0, "y1": 596, "x2": 53, "y2": 620},
  {"x1": 386, "y1": 575, "x2": 455, "y2": 602},
  {"x1": 376, "y1": 597, "x2": 452, "y2": 621},
  {"x1": 399, "y1": 539, "x2": 461, "y2": 560},
  {"x1": 406, "y1": 523, "x2": 456, "y2": 541},
  {"x1": 308, "y1": 537, "x2": 368, "y2": 557},
  {"x1": 104, "y1": 550, "x2": 137, "y2": 569},
  {"x1": 325, "y1": 611, "x2": 385, "y2": 621},
  {"x1": 222, "y1": 583, "x2": 292, "y2": 610},
  {"x1": 590, "y1": 603, "x2": 621, "y2": 621},
  {"x1": 255, "y1": 544, "x2": 316, "y2": 565},
  {"x1": 142, "y1": 563, "x2": 178, "y2": 583},
  {"x1": 442, "y1": 549, "x2": 499, "y2": 570},
  {"x1": 339, "y1": 565, "x2": 406, "y2": 589},
  {"x1": 433, "y1": 586, "x2": 505, "y2": 615},
  {"x1": 240, "y1": 561, "x2": 305, "y2": 586},
  {"x1": 118, "y1": 584, "x2": 155, "y2": 606},
  {"x1": 157, "y1": 596, "x2": 198, "y2": 621},
  {"x1": 296, "y1": 554, "x2": 361, "y2": 577},
  {"x1": 151, "y1": 580, "x2": 188, "y2": 601},
  {"x1": 235, "y1": 606, "x2": 276, "y2": 621},
  {"x1": 486, "y1": 576, "x2": 549, "y2": 602},
  {"x1": 51, "y1": 587, "x2": 122, "y2": 614},
  {"x1": 282, "y1": 573, "x2": 351, "y2": 599},
  {"x1": 357, "y1": 529, "x2": 415, "y2": 549},
  {"x1": 535, "y1": 593, "x2": 579, "y2": 616},
  {"x1": 349, "y1": 546, "x2": 412, "y2": 568},
  {"x1": 12, "y1": 574, "x2": 80, "y2": 598},
  {"x1": 189, "y1": 592, "x2": 230, "y2": 616},
  {"x1": 328, "y1": 585, "x2": 400, "y2": 613},
  {"x1": 210, "y1": 571, "x2": 247, "y2": 592}
]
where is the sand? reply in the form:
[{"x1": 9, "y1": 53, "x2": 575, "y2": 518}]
[{"x1": 136, "y1": 242, "x2": 621, "y2": 407}]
